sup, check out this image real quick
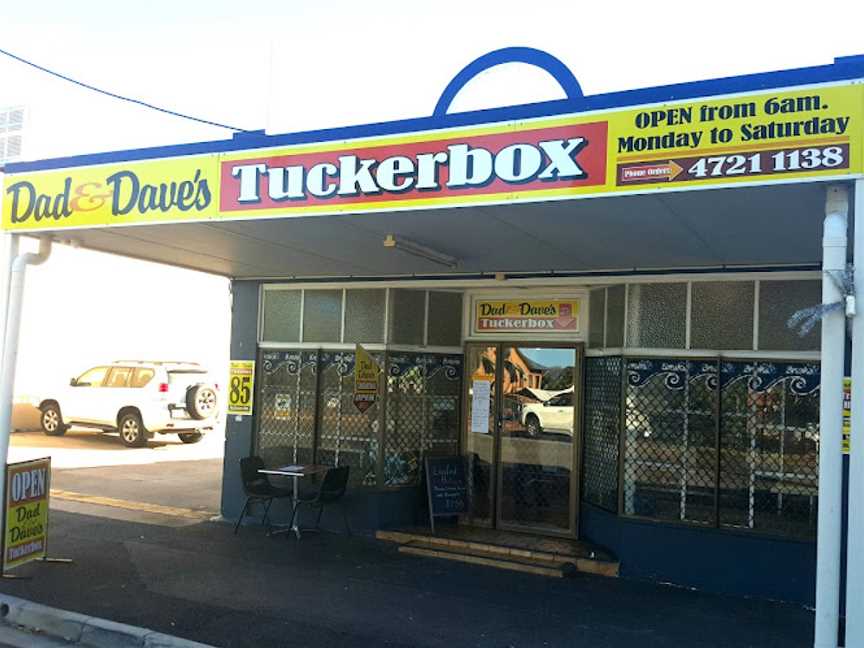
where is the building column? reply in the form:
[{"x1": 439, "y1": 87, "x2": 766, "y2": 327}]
[
  {"x1": 845, "y1": 179, "x2": 864, "y2": 648},
  {"x1": 814, "y1": 185, "x2": 848, "y2": 648}
]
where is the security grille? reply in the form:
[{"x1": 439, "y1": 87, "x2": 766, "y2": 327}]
[
  {"x1": 582, "y1": 357, "x2": 622, "y2": 512},
  {"x1": 0, "y1": 106, "x2": 24, "y2": 164},
  {"x1": 622, "y1": 360, "x2": 717, "y2": 524},
  {"x1": 384, "y1": 353, "x2": 462, "y2": 486},
  {"x1": 255, "y1": 348, "x2": 461, "y2": 489},
  {"x1": 719, "y1": 361, "x2": 820, "y2": 537},
  {"x1": 255, "y1": 350, "x2": 317, "y2": 467},
  {"x1": 317, "y1": 351, "x2": 382, "y2": 487}
]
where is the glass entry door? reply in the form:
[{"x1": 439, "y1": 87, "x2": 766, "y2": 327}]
[{"x1": 464, "y1": 343, "x2": 581, "y2": 537}]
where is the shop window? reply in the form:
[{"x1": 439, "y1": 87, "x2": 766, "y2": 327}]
[
  {"x1": 426, "y1": 291, "x2": 463, "y2": 347},
  {"x1": 588, "y1": 289, "x2": 605, "y2": 348},
  {"x1": 622, "y1": 360, "x2": 717, "y2": 525},
  {"x1": 691, "y1": 281, "x2": 755, "y2": 350},
  {"x1": 253, "y1": 348, "x2": 461, "y2": 490},
  {"x1": 261, "y1": 289, "x2": 301, "y2": 343},
  {"x1": 302, "y1": 290, "x2": 343, "y2": 343},
  {"x1": 384, "y1": 353, "x2": 462, "y2": 486},
  {"x1": 718, "y1": 361, "x2": 819, "y2": 537},
  {"x1": 343, "y1": 289, "x2": 386, "y2": 344},
  {"x1": 316, "y1": 351, "x2": 382, "y2": 486},
  {"x1": 255, "y1": 350, "x2": 318, "y2": 468},
  {"x1": 626, "y1": 283, "x2": 686, "y2": 348},
  {"x1": 582, "y1": 357, "x2": 621, "y2": 512},
  {"x1": 606, "y1": 285, "x2": 625, "y2": 348},
  {"x1": 759, "y1": 280, "x2": 821, "y2": 351},
  {"x1": 389, "y1": 289, "x2": 426, "y2": 345},
  {"x1": 603, "y1": 356, "x2": 820, "y2": 538}
]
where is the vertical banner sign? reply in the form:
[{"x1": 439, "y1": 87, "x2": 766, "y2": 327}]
[
  {"x1": 844, "y1": 377, "x2": 852, "y2": 455},
  {"x1": 228, "y1": 360, "x2": 255, "y2": 416},
  {"x1": 353, "y1": 345, "x2": 380, "y2": 413},
  {"x1": 4, "y1": 457, "x2": 51, "y2": 571}
]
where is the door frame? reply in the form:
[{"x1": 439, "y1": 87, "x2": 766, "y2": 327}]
[{"x1": 461, "y1": 341, "x2": 584, "y2": 539}]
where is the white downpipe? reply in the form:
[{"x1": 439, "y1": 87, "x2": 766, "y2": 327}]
[
  {"x1": 0, "y1": 236, "x2": 52, "y2": 512},
  {"x1": 846, "y1": 179, "x2": 864, "y2": 648},
  {"x1": 0, "y1": 234, "x2": 19, "y2": 358},
  {"x1": 814, "y1": 185, "x2": 848, "y2": 648}
]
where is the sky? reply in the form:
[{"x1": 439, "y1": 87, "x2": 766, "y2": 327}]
[{"x1": 0, "y1": 0, "x2": 862, "y2": 400}]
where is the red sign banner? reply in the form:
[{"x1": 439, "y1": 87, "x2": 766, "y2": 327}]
[{"x1": 220, "y1": 123, "x2": 608, "y2": 213}]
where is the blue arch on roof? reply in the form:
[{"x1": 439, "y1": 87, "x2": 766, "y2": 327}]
[
  {"x1": 3, "y1": 54, "x2": 864, "y2": 174},
  {"x1": 432, "y1": 47, "x2": 582, "y2": 117}
]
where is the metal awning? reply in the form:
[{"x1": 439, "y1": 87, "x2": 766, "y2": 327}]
[{"x1": 56, "y1": 182, "x2": 828, "y2": 279}]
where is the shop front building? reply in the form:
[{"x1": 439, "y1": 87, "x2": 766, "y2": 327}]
[
  {"x1": 233, "y1": 272, "x2": 821, "y2": 602},
  {"x1": 3, "y1": 49, "x2": 864, "y2": 622}
]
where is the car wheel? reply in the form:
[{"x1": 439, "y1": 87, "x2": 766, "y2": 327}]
[
  {"x1": 525, "y1": 415, "x2": 542, "y2": 438},
  {"x1": 118, "y1": 412, "x2": 147, "y2": 447},
  {"x1": 186, "y1": 384, "x2": 218, "y2": 420},
  {"x1": 40, "y1": 403, "x2": 67, "y2": 436},
  {"x1": 178, "y1": 431, "x2": 203, "y2": 444}
]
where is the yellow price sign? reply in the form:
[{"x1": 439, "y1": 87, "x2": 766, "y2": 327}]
[
  {"x1": 228, "y1": 360, "x2": 255, "y2": 416},
  {"x1": 844, "y1": 377, "x2": 851, "y2": 455}
]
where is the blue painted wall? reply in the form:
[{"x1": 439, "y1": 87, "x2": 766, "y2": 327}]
[
  {"x1": 220, "y1": 280, "x2": 259, "y2": 521},
  {"x1": 581, "y1": 503, "x2": 816, "y2": 604}
]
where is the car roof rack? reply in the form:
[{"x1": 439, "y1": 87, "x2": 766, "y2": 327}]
[{"x1": 113, "y1": 360, "x2": 203, "y2": 366}]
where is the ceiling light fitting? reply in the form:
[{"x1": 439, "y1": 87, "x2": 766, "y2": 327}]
[{"x1": 383, "y1": 234, "x2": 458, "y2": 268}]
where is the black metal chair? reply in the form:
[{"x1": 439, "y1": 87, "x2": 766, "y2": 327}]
[
  {"x1": 234, "y1": 456, "x2": 294, "y2": 535},
  {"x1": 287, "y1": 466, "x2": 351, "y2": 538}
]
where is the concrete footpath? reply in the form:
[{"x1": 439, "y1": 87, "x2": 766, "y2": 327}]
[
  {"x1": 0, "y1": 506, "x2": 814, "y2": 648},
  {"x1": 0, "y1": 594, "x2": 215, "y2": 647}
]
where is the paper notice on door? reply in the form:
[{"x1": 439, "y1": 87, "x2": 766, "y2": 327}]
[{"x1": 471, "y1": 379, "x2": 492, "y2": 433}]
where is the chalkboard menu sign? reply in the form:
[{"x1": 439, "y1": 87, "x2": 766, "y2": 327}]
[{"x1": 425, "y1": 456, "x2": 468, "y2": 532}]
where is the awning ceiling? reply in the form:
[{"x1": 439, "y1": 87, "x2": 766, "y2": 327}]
[{"x1": 57, "y1": 182, "x2": 831, "y2": 280}]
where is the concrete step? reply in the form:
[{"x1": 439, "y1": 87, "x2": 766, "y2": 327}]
[
  {"x1": 397, "y1": 539, "x2": 572, "y2": 578},
  {"x1": 377, "y1": 529, "x2": 619, "y2": 578}
]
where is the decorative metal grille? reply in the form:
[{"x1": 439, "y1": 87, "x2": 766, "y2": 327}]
[
  {"x1": 622, "y1": 359, "x2": 718, "y2": 524},
  {"x1": 582, "y1": 357, "x2": 622, "y2": 512},
  {"x1": 255, "y1": 350, "x2": 318, "y2": 468},
  {"x1": 719, "y1": 361, "x2": 820, "y2": 537},
  {"x1": 255, "y1": 348, "x2": 461, "y2": 490},
  {"x1": 611, "y1": 356, "x2": 819, "y2": 537},
  {"x1": 317, "y1": 351, "x2": 382, "y2": 487},
  {"x1": 385, "y1": 353, "x2": 462, "y2": 486}
]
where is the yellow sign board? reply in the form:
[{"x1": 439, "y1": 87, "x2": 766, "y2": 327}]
[
  {"x1": 475, "y1": 299, "x2": 581, "y2": 333},
  {"x1": 4, "y1": 457, "x2": 50, "y2": 571},
  {"x1": 228, "y1": 360, "x2": 255, "y2": 416},
  {"x1": 353, "y1": 345, "x2": 380, "y2": 413},
  {"x1": 3, "y1": 84, "x2": 863, "y2": 232},
  {"x1": 844, "y1": 377, "x2": 852, "y2": 454}
]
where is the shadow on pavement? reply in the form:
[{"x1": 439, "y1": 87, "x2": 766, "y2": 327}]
[{"x1": 0, "y1": 507, "x2": 814, "y2": 648}]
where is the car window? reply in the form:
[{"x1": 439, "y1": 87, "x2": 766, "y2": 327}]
[
  {"x1": 76, "y1": 366, "x2": 108, "y2": 387},
  {"x1": 105, "y1": 367, "x2": 134, "y2": 388},
  {"x1": 131, "y1": 368, "x2": 155, "y2": 388},
  {"x1": 550, "y1": 393, "x2": 572, "y2": 406}
]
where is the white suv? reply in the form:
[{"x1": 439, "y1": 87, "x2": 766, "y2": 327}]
[
  {"x1": 38, "y1": 361, "x2": 220, "y2": 447},
  {"x1": 520, "y1": 389, "x2": 574, "y2": 437}
]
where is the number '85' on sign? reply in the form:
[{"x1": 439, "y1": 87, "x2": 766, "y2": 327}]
[{"x1": 228, "y1": 361, "x2": 255, "y2": 414}]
